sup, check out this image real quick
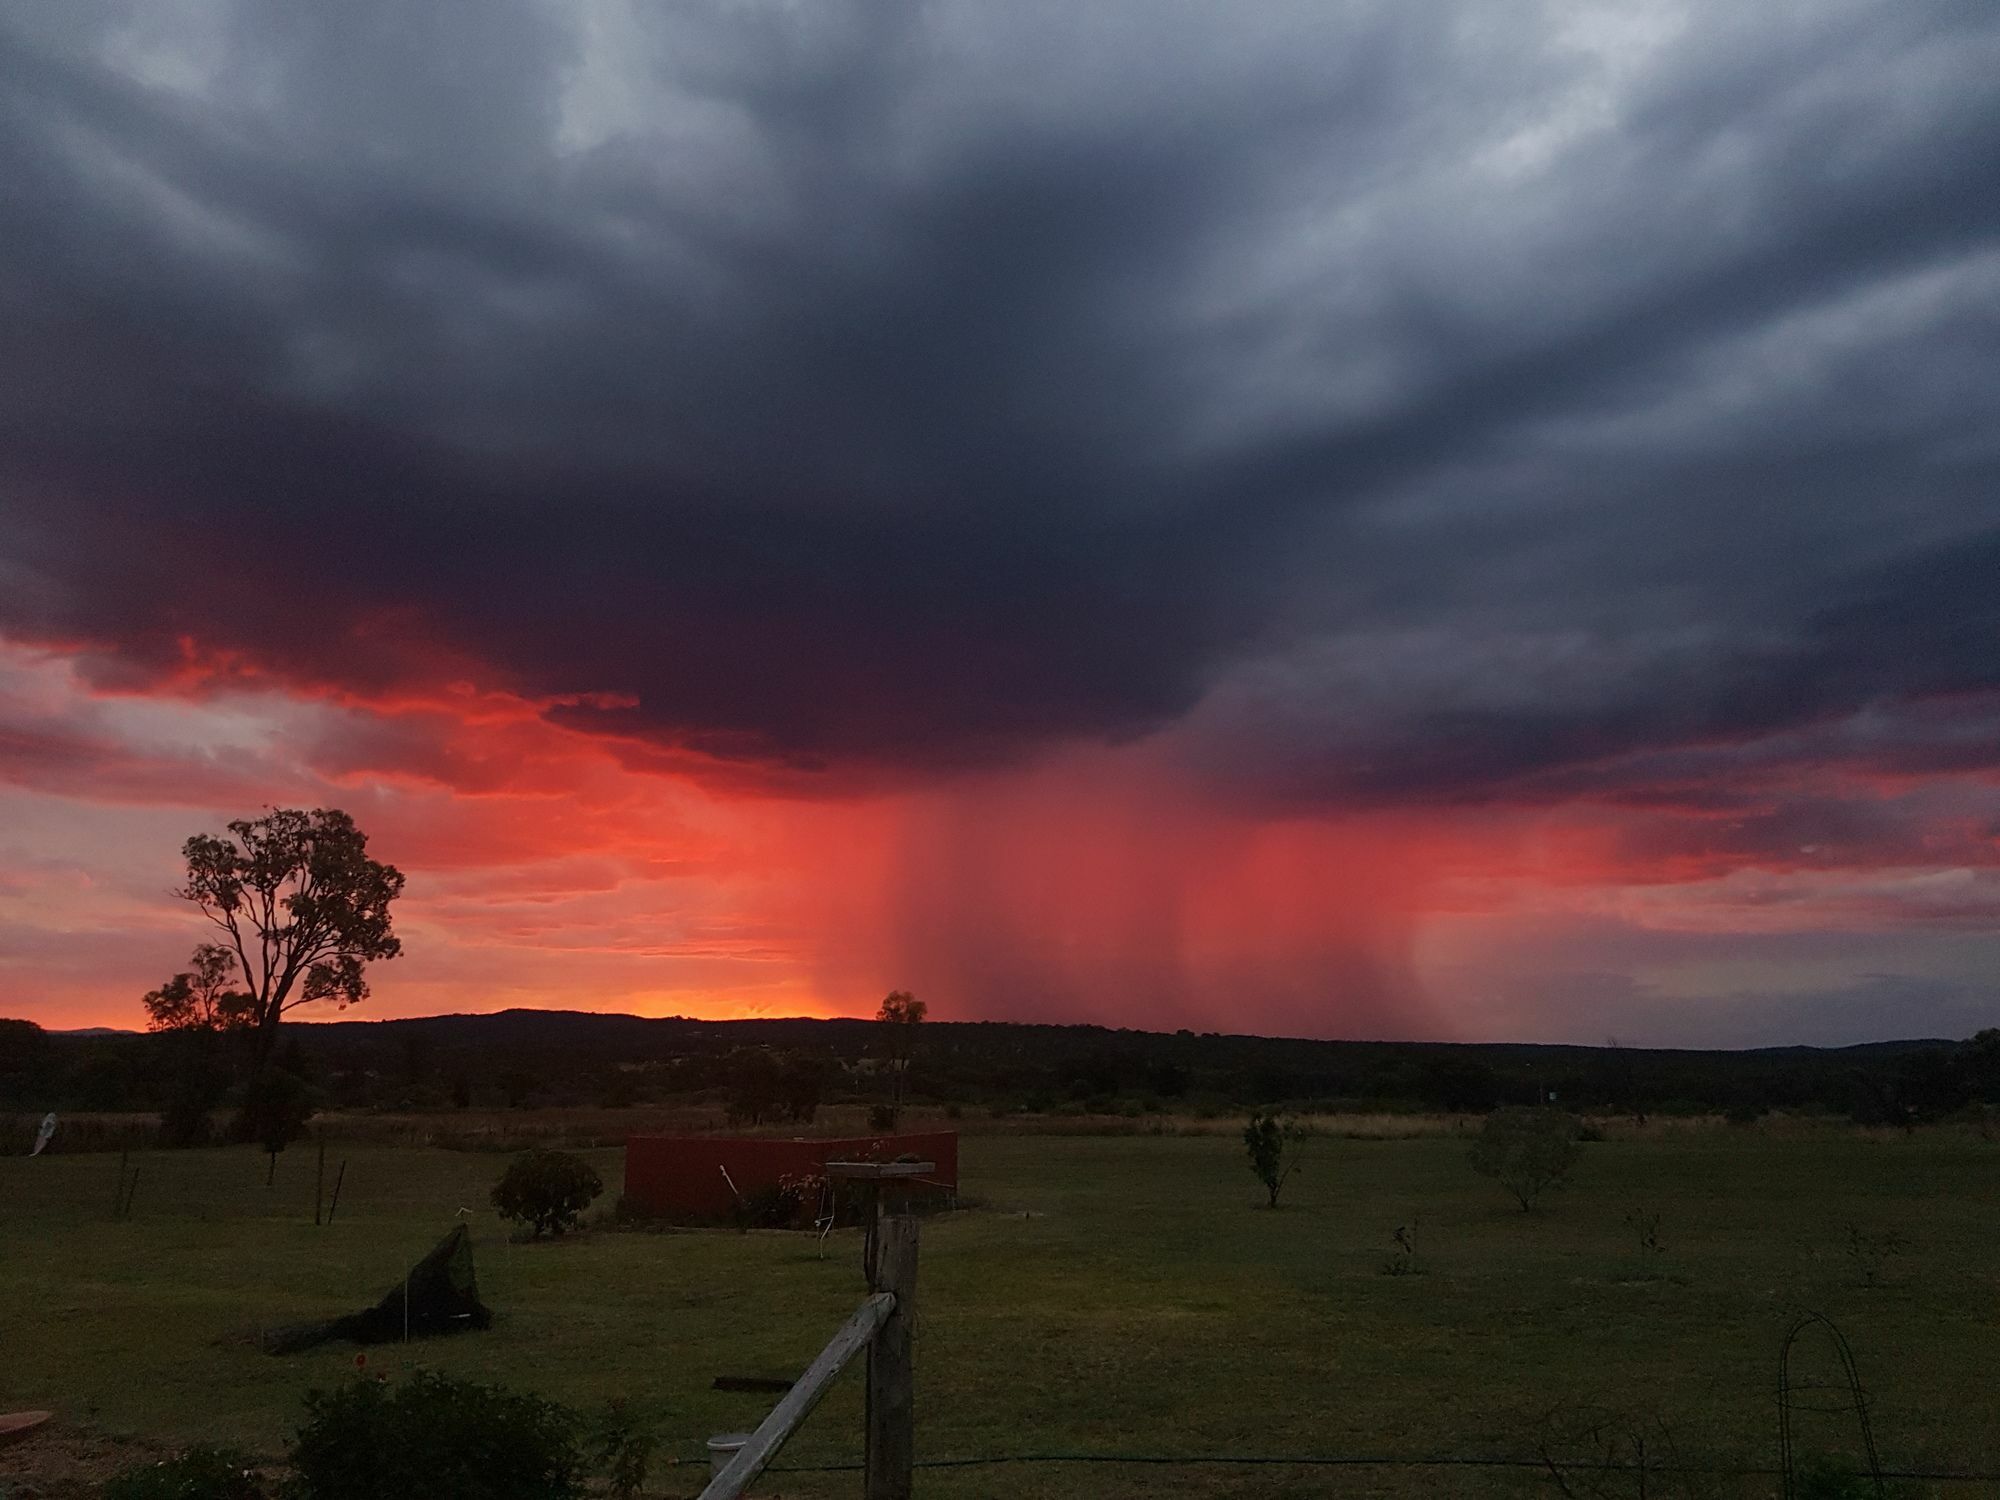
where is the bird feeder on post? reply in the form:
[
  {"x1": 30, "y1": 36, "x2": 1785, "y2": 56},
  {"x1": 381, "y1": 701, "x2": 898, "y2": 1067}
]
[{"x1": 824, "y1": 1159, "x2": 931, "y2": 1500}]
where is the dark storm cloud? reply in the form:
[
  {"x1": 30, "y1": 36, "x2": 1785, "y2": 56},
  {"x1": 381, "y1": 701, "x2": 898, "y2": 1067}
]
[{"x1": 2, "y1": 1, "x2": 1998, "y2": 792}]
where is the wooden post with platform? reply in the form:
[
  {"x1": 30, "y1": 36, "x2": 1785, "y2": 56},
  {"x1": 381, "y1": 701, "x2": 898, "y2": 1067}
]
[{"x1": 826, "y1": 1159, "x2": 928, "y2": 1500}]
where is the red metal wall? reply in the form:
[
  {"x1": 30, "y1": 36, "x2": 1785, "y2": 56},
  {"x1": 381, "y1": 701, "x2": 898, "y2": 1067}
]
[{"x1": 623, "y1": 1131, "x2": 959, "y2": 1219}]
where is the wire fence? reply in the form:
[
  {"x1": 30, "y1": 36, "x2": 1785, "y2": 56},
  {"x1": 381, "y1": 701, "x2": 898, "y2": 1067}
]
[
  {"x1": 679, "y1": 1311, "x2": 1994, "y2": 1497},
  {"x1": 755, "y1": 1451, "x2": 1996, "y2": 1486}
]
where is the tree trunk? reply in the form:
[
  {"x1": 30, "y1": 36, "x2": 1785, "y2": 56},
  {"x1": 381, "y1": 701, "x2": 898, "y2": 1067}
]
[{"x1": 253, "y1": 1006, "x2": 284, "y2": 1066}]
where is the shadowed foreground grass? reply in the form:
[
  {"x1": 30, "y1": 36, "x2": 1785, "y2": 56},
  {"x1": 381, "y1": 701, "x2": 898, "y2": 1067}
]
[{"x1": 3, "y1": 1127, "x2": 1996, "y2": 1497}]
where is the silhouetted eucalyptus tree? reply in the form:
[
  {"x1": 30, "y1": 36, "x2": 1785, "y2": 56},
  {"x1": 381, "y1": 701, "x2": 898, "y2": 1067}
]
[{"x1": 176, "y1": 808, "x2": 405, "y2": 1062}]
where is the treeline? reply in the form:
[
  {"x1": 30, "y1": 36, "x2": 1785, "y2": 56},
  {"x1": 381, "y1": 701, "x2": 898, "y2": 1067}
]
[{"x1": 5, "y1": 1012, "x2": 1999, "y2": 1137}]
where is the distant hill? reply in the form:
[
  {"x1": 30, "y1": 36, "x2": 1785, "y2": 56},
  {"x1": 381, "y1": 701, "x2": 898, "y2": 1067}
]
[
  {"x1": 2, "y1": 1007, "x2": 1978, "y2": 1123},
  {"x1": 289, "y1": 1005, "x2": 1954, "y2": 1053}
]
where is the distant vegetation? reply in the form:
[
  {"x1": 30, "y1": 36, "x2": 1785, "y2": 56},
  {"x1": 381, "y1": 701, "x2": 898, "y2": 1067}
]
[{"x1": 5, "y1": 1010, "x2": 1999, "y2": 1145}]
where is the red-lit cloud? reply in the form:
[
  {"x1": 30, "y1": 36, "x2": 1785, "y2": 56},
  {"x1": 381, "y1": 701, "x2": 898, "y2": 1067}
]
[{"x1": 4, "y1": 636, "x2": 1999, "y2": 1044}]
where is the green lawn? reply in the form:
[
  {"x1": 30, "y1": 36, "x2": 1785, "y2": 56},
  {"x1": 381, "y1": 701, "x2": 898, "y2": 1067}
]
[{"x1": 3, "y1": 1127, "x2": 1996, "y2": 1497}]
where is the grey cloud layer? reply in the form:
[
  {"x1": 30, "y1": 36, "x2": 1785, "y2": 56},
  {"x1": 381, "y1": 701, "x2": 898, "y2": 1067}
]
[{"x1": 2, "y1": 0, "x2": 1997, "y2": 798}]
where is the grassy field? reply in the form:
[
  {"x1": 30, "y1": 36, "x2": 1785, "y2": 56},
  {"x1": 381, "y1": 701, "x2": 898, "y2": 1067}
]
[{"x1": 4, "y1": 1124, "x2": 1997, "y2": 1498}]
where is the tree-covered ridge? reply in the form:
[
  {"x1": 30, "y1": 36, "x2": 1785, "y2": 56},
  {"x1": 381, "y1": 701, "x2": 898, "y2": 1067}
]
[{"x1": 4, "y1": 1011, "x2": 1994, "y2": 1130}]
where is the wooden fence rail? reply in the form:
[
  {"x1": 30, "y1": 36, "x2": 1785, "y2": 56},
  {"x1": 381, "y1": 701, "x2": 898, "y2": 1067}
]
[
  {"x1": 698, "y1": 1160, "x2": 928, "y2": 1500},
  {"x1": 698, "y1": 1293, "x2": 895, "y2": 1500}
]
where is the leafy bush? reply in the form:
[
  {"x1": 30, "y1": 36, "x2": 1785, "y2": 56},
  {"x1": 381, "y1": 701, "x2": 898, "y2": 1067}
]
[
  {"x1": 287, "y1": 1371, "x2": 581, "y2": 1500},
  {"x1": 867, "y1": 1102, "x2": 900, "y2": 1132},
  {"x1": 1468, "y1": 1107, "x2": 1580, "y2": 1210},
  {"x1": 491, "y1": 1149, "x2": 603, "y2": 1238},
  {"x1": 104, "y1": 1445, "x2": 264, "y2": 1500}
]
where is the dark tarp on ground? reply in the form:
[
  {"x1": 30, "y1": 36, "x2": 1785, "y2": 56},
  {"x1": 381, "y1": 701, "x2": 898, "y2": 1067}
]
[{"x1": 264, "y1": 1223, "x2": 492, "y2": 1354}]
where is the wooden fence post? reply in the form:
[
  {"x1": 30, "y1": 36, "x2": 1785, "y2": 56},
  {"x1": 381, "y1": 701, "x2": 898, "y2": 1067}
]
[{"x1": 865, "y1": 1197, "x2": 919, "y2": 1500}]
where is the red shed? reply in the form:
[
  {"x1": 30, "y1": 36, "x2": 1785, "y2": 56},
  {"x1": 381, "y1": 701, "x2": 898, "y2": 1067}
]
[{"x1": 623, "y1": 1131, "x2": 959, "y2": 1220}]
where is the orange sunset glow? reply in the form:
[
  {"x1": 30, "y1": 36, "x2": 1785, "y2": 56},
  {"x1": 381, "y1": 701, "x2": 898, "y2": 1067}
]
[{"x1": 6, "y1": 633, "x2": 1998, "y2": 1046}]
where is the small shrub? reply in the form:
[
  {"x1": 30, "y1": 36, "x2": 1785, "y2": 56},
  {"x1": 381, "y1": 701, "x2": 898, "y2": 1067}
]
[
  {"x1": 491, "y1": 1149, "x2": 604, "y2": 1238},
  {"x1": 1575, "y1": 1120, "x2": 1607, "y2": 1143},
  {"x1": 1243, "y1": 1112, "x2": 1306, "y2": 1208},
  {"x1": 1469, "y1": 1107, "x2": 1580, "y2": 1210},
  {"x1": 868, "y1": 1103, "x2": 900, "y2": 1132},
  {"x1": 1725, "y1": 1101, "x2": 1765, "y2": 1126},
  {"x1": 592, "y1": 1397, "x2": 659, "y2": 1500},
  {"x1": 104, "y1": 1445, "x2": 264, "y2": 1500},
  {"x1": 288, "y1": 1370, "x2": 581, "y2": 1500},
  {"x1": 1379, "y1": 1215, "x2": 1423, "y2": 1276}
]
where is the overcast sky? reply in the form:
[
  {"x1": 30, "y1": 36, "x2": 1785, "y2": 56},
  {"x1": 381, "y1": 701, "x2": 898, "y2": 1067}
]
[{"x1": 2, "y1": 1, "x2": 1997, "y2": 1044}]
